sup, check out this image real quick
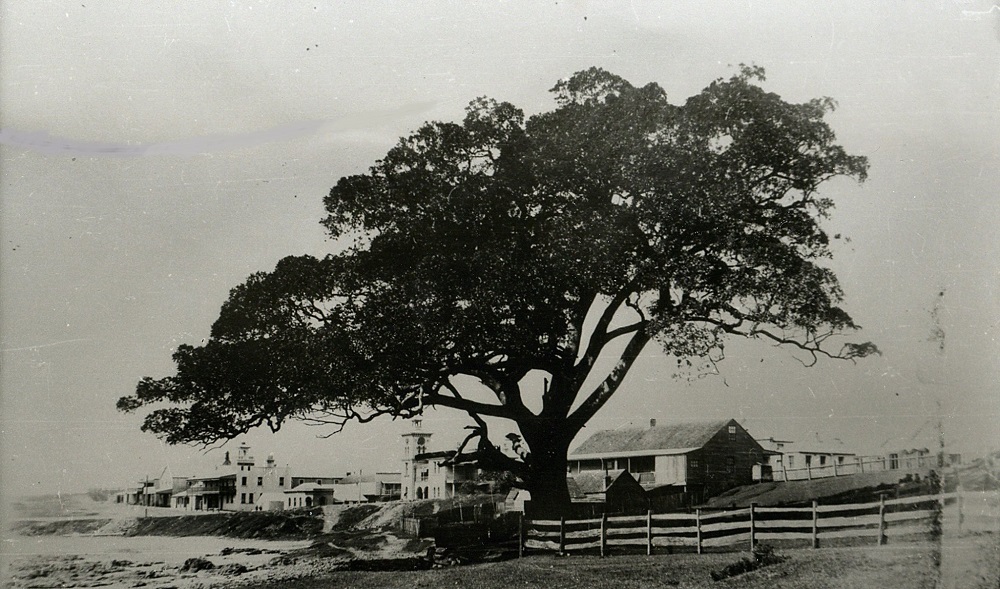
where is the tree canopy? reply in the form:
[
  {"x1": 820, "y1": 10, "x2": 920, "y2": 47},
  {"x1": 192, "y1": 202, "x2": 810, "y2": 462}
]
[{"x1": 118, "y1": 66, "x2": 878, "y2": 514}]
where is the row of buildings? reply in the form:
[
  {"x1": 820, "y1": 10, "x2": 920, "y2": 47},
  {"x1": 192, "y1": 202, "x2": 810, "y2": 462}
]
[
  {"x1": 118, "y1": 442, "x2": 402, "y2": 511},
  {"x1": 120, "y1": 418, "x2": 956, "y2": 513}
]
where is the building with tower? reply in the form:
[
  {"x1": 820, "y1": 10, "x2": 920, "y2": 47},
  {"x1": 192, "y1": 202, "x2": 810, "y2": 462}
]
[
  {"x1": 400, "y1": 420, "x2": 480, "y2": 501},
  {"x1": 173, "y1": 442, "x2": 292, "y2": 511},
  {"x1": 233, "y1": 442, "x2": 292, "y2": 511}
]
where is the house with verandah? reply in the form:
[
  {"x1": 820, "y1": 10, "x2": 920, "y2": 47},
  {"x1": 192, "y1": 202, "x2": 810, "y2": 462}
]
[{"x1": 568, "y1": 418, "x2": 765, "y2": 505}]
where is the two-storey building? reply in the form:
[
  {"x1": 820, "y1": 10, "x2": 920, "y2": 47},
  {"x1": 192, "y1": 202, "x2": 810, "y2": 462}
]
[{"x1": 568, "y1": 419, "x2": 765, "y2": 504}]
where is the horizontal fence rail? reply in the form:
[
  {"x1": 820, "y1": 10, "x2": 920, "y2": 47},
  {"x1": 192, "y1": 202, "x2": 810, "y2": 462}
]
[{"x1": 521, "y1": 490, "x2": 999, "y2": 556}]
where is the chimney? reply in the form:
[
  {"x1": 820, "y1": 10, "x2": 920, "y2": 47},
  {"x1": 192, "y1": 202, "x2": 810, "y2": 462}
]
[{"x1": 650, "y1": 418, "x2": 657, "y2": 428}]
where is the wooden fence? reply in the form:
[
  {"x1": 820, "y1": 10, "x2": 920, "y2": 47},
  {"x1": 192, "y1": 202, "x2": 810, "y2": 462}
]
[{"x1": 522, "y1": 490, "x2": 998, "y2": 556}]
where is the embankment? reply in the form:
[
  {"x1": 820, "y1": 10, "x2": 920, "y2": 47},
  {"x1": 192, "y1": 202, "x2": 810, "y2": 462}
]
[{"x1": 12, "y1": 507, "x2": 325, "y2": 540}]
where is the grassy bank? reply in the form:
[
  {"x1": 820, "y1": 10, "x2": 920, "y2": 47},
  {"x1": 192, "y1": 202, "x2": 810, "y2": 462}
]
[{"x1": 226, "y1": 535, "x2": 1000, "y2": 589}]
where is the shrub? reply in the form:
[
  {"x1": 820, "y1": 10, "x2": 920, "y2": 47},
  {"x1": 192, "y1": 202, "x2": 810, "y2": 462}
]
[{"x1": 710, "y1": 543, "x2": 786, "y2": 582}]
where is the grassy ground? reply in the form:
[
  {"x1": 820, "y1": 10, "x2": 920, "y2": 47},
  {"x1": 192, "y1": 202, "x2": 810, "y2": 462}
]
[{"x1": 228, "y1": 534, "x2": 998, "y2": 589}]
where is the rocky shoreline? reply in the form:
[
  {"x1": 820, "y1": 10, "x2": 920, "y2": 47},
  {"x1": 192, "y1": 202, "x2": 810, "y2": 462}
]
[{"x1": 4, "y1": 531, "x2": 433, "y2": 589}]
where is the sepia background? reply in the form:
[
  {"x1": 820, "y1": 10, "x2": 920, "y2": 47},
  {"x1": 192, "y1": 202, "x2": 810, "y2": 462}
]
[{"x1": 1, "y1": 1, "x2": 998, "y2": 514}]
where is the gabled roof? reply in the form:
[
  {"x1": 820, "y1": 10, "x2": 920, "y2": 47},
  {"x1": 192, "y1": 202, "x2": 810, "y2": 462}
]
[
  {"x1": 565, "y1": 476, "x2": 587, "y2": 500},
  {"x1": 570, "y1": 419, "x2": 732, "y2": 458},
  {"x1": 571, "y1": 469, "x2": 635, "y2": 495},
  {"x1": 285, "y1": 483, "x2": 338, "y2": 493}
]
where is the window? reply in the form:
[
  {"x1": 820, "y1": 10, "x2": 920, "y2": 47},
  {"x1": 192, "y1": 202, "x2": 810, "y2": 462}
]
[
  {"x1": 279, "y1": 477, "x2": 285, "y2": 486},
  {"x1": 728, "y1": 425, "x2": 737, "y2": 441},
  {"x1": 248, "y1": 494, "x2": 254, "y2": 504},
  {"x1": 838, "y1": 456, "x2": 844, "y2": 464},
  {"x1": 788, "y1": 456, "x2": 795, "y2": 467},
  {"x1": 689, "y1": 458, "x2": 700, "y2": 470},
  {"x1": 257, "y1": 477, "x2": 263, "y2": 486},
  {"x1": 629, "y1": 456, "x2": 655, "y2": 473},
  {"x1": 725, "y1": 457, "x2": 735, "y2": 474},
  {"x1": 805, "y1": 455, "x2": 812, "y2": 465},
  {"x1": 241, "y1": 477, "x2": 247, "y2": 486},
  {"x1": 820, "y1": 456, "x2": 827, "y2": 466},
  {"x1": 241, "y1": 493, "x2": 246, "y2": 504}
]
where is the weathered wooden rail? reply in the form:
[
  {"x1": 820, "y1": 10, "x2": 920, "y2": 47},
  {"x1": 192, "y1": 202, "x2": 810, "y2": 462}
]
[{"x1": 521, "y1": 490, "x2": 998, "y2": 556}]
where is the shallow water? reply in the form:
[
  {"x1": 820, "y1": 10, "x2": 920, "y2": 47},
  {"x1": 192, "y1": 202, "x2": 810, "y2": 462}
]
[{"x1": 2, "y1": 533, "x2": 310, "y2": 564}]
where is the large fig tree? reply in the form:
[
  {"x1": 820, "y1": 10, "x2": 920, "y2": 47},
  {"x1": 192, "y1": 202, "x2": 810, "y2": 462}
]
[{"x1": 119, "y1": 67, "x2": 877, "y2": 515}]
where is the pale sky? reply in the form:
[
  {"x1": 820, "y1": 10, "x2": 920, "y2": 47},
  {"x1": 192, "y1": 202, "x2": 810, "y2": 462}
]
[{"x1": 2, "y1": 1, "x2": 999, "y2": 504}]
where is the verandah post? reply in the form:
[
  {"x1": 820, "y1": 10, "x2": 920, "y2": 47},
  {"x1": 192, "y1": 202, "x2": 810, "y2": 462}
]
[
  {"x1": 696, "y1": 508, "x2": 703, "y2": 554},
  {"x1": 811, "y1": 500, "x2": 819, "y2": 549}
]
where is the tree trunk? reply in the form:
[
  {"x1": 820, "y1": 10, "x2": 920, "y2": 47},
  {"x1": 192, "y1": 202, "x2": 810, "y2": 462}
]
[{"x1": 521, "y1": 426, "x2": 574, "y2": 518}]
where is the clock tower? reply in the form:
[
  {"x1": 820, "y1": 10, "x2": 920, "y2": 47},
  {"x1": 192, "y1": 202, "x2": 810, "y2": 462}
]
[{"x1": 401, "y1": 419, "x2": 431, "y2": 501}]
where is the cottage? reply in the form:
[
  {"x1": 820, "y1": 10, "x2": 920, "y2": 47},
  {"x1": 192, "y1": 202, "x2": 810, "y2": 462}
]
[
  {"x1": 284, "y1": 483, "x2": 338, "y2": 508},
  {"x1": 756, "y1": 434, "x2": 856, "y2": 479},
  {"x1": 569, "y1": 419, "x2": 765, "y2": 504}
]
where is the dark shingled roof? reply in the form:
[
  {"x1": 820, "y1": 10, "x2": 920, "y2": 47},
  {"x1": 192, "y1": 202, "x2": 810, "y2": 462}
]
[
  {"x1": 566, "y1": 476, "x2": 587, "y2": 499},
  {"x1": 570, "y1": 419, "x2": 732, "y2": 456},
  {"x1": 571, "y1": 469, "x2": 631, "y2": 494}
]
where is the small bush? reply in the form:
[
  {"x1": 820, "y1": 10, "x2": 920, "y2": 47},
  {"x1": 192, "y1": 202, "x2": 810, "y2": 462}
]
[
  {"x1": 751, "y1": 542, "x2": 785, "y2": 566},
  {"x1": 710, "y1": 543, "x2": 786, "y2": 582}
]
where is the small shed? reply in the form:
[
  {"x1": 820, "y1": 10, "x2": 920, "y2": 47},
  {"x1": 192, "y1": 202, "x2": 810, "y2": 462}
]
[{"x1": 571, "y1": 470, "x2": 648, "y2": 515}]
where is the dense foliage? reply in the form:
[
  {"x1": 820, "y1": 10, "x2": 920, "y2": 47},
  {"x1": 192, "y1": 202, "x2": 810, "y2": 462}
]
[{"x1": 119, "y1": 66, "x2": 877, "y2": 514}]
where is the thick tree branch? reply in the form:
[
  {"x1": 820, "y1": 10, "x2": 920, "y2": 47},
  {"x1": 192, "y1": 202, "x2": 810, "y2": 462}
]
[
  {"x1": 567, "y1": 326, "x2": 652, "y2": 431},
  {"x1": 572, "y1": 283, "x2": 639, "y2": 387}
]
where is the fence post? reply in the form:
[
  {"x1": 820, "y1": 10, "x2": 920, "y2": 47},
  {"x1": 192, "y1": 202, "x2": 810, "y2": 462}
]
[
  {"x1": 646, "y1": 509, "x2": 653, "y2": 556},
  {"x1": 559, "y1": 516, "x2": 566, "y2": 554},
  {"x1": 781, "y1": 464, "x2": 788, "y2": 482},
  {"x1": 749, "y1": 503, "x2": 756, "y2": 548},
  {"x1": 811, "y1": 500, "x2": 819, "y2": 549},
  {"x1": 600, "y1": 512, "x2": 607, "y2": 557},
  {"x1": 877, "y1": 494, "x2": 886, "y2": 545},
  {"x1": 696, "y1": 508, "x2": 703, "y2": 554},
  {"x1": 518, "y1": 512, "x2": 524, "y2": 558},
  {"x1": 957, "y1": 487, "x2": 964, "y2": 533}
]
